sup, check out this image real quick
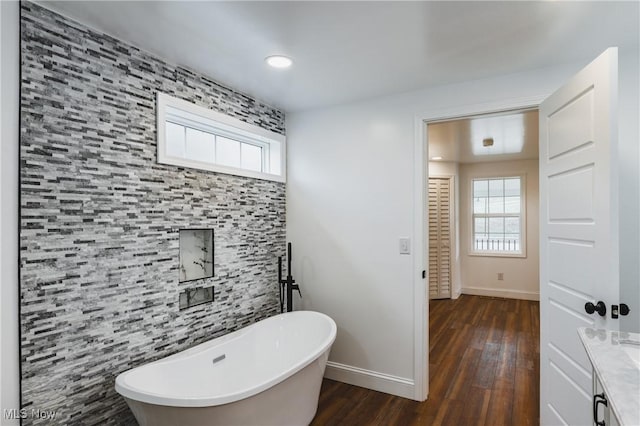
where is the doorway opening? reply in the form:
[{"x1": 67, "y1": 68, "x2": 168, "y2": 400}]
[
  {"x1": 423, "y1": 108, "x2": 541, "y2": 422},
  {"x1": 426, "y1": 108, "x2": 540, "y2": 302}
]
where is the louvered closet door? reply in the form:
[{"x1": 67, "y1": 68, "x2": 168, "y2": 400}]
[{"x1": 428, "y1": 178, "x2": 451, "y2": 299}]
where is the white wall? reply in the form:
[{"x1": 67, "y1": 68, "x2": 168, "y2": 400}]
[
  {"x1": 428, "y1": 161, "x2": 458, "y2": 177},
  {"x1": 619, "y1": 50, "x2": 640, "y2": 332},
  {"x1": 428, "y1": 161, "x2": 461, "y2": 298},
  {"x1": 0, "y1": 1, "x2": 21, "y2": 423},
  {"x1": 459, "y1": 160, "x2": 539, "y2": 300},
  {"x1": 286, "y1": 49, "x2": 639, "y2": 396},
  {"x1": 287, "y1": 61, "x2": 578, "y2": 395}
]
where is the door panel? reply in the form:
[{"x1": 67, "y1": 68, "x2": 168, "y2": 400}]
[
  {"x1": 539, "y1": 48, "x2": 619, "y2": 425},
  {"x1": 547, "y1": 88, "x2": 594, "y2": 159},
  {"x1": 547, "y1": 282, "x2": 592, "y2": 322},
  {"x1": 548, "y1": 166, "x2": 595, "y2": 220},
  {"x1": 548, "y1": 300, "x2": 592, "y2": 369},
  {"x1": 548, "y1": 360, "x2": 592, "y2": 425},
  {"x1": 548, "y1": 342, "x2": 591, "y2": 396},
  {"x1": 548, "y1": 240, "x2": 596, "y2": 295}
]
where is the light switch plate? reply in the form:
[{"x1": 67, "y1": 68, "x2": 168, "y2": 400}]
[{"x1": 399, "y1": 238, "x2": 411, "y2": 255}]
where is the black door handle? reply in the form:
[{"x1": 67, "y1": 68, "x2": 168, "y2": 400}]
[
  {"x1": 585, "y1": 301, "x2": 607, "y2": 317},
  {"x1": 593, "y1": 392, "x2": 607, "y2": 426}
]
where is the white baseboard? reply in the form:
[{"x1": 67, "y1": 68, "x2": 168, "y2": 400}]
[
  {"x1": 324, "y1": 361, "x2": 415, "y2": 400},
  {"x1": 461, "y1": 286, "x2": 539, "y2": 301}
]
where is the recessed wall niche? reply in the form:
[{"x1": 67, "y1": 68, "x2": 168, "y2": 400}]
[{"x1": 179, "y1": 229, "x2": 214, "y2": 282}]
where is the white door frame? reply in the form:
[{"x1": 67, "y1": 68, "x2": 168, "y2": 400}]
[{"x1": 412, "y1": 94, "x2": 547, "y2": 401}]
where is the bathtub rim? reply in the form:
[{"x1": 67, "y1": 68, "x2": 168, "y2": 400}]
[{"x1": 114, "y1": 310, "x2": 337, "y2": 407}]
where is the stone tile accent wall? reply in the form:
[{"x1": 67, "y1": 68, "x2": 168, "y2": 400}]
[{"x1": 19, "y1": 3, "x2": 286, "y2": 424}]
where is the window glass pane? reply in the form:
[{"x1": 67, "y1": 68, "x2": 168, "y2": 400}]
[
  {"x1": 474, "y1": 197, "x2": 487, "y2": 214},
  {"x1": 474, "y1": 217, "x2": 486, "y2": 233},
  {"x1": 505, "y1": 217, "x2": 520, "y2": 233},
  {"x1": 489, "y1": 197, "x2": 504, "y2": 214},
  {"x1": 185, "y1": 127, "x2": 215, "y2": 162},
  {"x1": 489, "y1": 179, "x2": 504, "y2": 197},
  {"x1": 489, "y1": 217, "x2": 504, "y2": 233},
  {"x1": 472, "y1": 176, "x2": 523, "y2": 253},
  {"x1": 473, "y1": 180, "x2": 489, "y2": 197},
  {"x1": 160, "y1": 94, "x2": 284, "y2": 180},
  {"x1": 216, "y1": 136, "x2": 241, "y2": 168},
  {"x1": 504, "y1": 178, "x2": 521, "y2": 197},
  {"x1": 241, "y1": 143, "x2": 262, "y2": 172},
  {"x1": 503, "y1": 238, "x2": 519, "y2": 251},
  {"x1": 504, "y1": 196, "x2": 520, "y2": 213},
  {"x1": 504, "y1": 236, "x2": 520, "y2": 250},
  {"x1": 269, "y1": 143, "x2": 280, "y2": 175},
  {"x1": 166, "y1": 122, "x2": 185, "y2": 158},
  {"x1": 474, "y1": 235, "x2": 488, "y2": 250}
]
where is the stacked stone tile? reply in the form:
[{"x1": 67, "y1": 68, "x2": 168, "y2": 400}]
[{"x1": 20, "y1": 3, "x2": 286, "y2": 424}]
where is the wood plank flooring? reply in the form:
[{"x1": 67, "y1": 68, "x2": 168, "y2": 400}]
[{"x1": 311, "y1": 295, "x2": 540, "y2": 426}]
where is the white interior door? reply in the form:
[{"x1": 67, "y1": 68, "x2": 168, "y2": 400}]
[
  {"x1": 539, "y1": 48, "x2": 619, "y2": 425},
  {"x1": 428, "y1": 177, "x2": 452, "y2": 299}
]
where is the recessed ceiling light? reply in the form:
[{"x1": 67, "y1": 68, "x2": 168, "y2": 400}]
[
  {"x1": 431, "y1": 156, "x2": 443, "y2": 160},
  {"x1": 265, "y1": 55, "x2": 293, "y2": 69}
]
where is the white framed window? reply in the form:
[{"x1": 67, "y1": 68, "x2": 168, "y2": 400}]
[
  {"x1": 157, "y1": 93, "x2": 286, "y2": 182},
  {"x1": 470, "y1": 175, "x2": 526, "y2": 257}
]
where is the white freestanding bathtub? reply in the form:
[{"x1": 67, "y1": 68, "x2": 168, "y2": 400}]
[{"x1": 115, "y1": 311, "x2": 336, "y2": 426}]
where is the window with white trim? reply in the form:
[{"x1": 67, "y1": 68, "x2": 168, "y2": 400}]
[
  {"x1": 471, "y1": 176, "x2": 525, "y2": 256},
  {"x1": 157, "y1": 93, "x2": 285, "y2": 182}
]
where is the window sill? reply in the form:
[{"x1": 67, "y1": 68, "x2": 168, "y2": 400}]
[
  {"x1": 158, "y1": 153, "x2": 286, "y2": 183},
  {"x1": 468, "y1": 251, "x2": 527, "y2": 259}
]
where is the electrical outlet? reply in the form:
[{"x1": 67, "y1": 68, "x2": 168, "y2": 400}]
[
  {"x1": 399, "y1": 238, "x2": 411, "y2": 255},
  {"x1": 498, "y1": 273, "x2": 504, "y2": 281}
]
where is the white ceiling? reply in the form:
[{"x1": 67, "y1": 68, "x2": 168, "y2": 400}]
[
  {"x1": 428, "y1": 109, "x2": 539, "y2": 164},
  {"x1": 39, "y1": 1, "x2": 639, "y2": 112}
]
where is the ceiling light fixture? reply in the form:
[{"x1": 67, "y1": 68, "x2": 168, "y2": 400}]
[
  {"x1": 482, "y1": 138, "x2": 494, "y2": 147},
  {"x1": 431, "y1": 156, "x2": 443, "y2": 160},
  {"x1": 265, "y1": 55, "x2": 293, "y2": 69}
]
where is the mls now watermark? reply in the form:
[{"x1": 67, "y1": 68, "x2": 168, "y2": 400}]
[{"x1": 4, "y1": 408, "x2": 57, "y2": 421}]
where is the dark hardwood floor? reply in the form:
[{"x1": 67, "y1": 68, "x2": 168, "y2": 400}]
[{"x1": 311, "y1": 295, "x2": 540, "y2": 426}]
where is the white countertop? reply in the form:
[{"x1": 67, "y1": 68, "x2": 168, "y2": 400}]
[{"x1": 578, "y1": 327, "x2": 640, "y2": 426}]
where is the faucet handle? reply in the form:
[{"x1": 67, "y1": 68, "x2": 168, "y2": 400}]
[{"x1": 295, "y1": 286, "x2": 302, "y2": 299}]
